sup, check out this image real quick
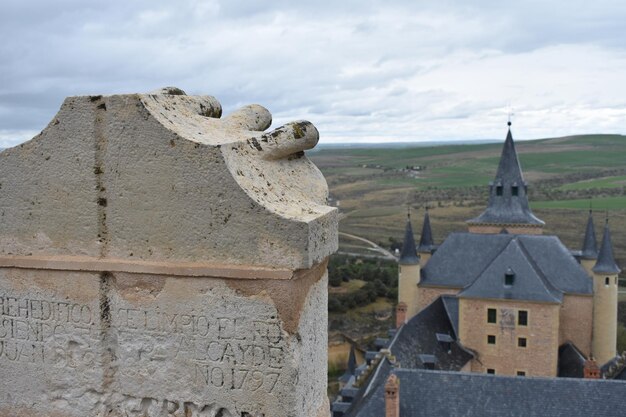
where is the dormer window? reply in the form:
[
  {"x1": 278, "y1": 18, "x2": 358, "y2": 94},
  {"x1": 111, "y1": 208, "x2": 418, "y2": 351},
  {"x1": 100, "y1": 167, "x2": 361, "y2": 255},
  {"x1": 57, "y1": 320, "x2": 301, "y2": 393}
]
[
  {"x1": 505, "y1": 268, "x2": 515, "y2": 286},
  {"x1": 512, "y1": 185, "x2": 519, "y2": 196},
  {"x1": 496, "y1": 186, "x2": 503, "y2": 196},
  {"x1": 419, "y1": 354, "x2": 437, "y2": 370},
  {"x1": 436, "y1": 333, "x2": 453, "y2": 353}
]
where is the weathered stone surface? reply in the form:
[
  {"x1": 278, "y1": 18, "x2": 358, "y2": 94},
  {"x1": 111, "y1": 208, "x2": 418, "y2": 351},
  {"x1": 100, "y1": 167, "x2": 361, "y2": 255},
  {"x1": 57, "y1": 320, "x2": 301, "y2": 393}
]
[
  {"x1": 0, "y1": 89, "x2": 336, "y2": 417},
  {"x1": 0, "y1": 91, "x2": 336, "y2": 269}
]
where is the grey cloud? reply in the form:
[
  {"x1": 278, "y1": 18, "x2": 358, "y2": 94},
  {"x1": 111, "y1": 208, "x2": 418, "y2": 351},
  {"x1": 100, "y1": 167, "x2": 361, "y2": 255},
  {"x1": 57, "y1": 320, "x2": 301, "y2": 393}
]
[{"x1": 0, "y1": 0, "x2": 625, "y2": 145}]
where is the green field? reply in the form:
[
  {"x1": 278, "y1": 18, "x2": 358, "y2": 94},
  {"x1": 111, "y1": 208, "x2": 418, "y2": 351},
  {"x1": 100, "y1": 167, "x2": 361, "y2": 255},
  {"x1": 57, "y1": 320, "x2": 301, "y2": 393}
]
[
  {"x1": 532, "y1": 196, "x2": 626, "y2": 210},
  {"x1": 560, "y1": 175, "x2": 626, "y2": 191},
  {"x1": 310, "y1": 134, "x2": 626, "y2": 267}
]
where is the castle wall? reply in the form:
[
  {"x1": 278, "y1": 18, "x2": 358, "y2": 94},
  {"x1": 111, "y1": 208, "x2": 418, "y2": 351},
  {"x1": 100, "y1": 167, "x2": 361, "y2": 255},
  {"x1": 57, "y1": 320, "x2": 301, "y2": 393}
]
[
  {"x1": 559, "y1": 294, "x2": 593, "y2": 356},
  {"x1": 580, "y1": 259, "x2": 596, "y2": 276},
  {"x1": 416, "y1": 286, "x2": 460, "y2": 315},
  {"x1": 459, "y1": 298, "x2": 560, "y2": 377},
  {"x1": 467, "y1": 225, "x2": 543, "y2": 235}
]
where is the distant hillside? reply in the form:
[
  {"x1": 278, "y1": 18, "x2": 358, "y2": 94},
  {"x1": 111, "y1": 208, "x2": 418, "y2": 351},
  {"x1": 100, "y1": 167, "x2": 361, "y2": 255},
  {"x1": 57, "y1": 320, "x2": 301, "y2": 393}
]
[{"x1": 310, "y1": 134, "x2": 626, "y2": 267}]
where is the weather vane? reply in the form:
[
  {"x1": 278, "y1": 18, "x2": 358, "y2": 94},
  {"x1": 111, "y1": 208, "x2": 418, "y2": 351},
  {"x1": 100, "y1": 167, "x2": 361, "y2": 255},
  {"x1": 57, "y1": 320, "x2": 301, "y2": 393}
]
[{"x1": 507, "y1": 106, "x2": 515, "y2": 127}]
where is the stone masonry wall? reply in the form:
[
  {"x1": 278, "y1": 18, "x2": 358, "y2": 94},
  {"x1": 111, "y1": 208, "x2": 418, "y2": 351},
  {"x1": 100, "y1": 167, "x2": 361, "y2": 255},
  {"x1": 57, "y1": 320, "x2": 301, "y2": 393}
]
[
  {"x1": 0, "y1": 88, "x2": 337, "y2": 417},
  {"x1": 416, "y1": 286, "x2": 460, "y2": 316},
  {"x1": 459, "y1": 298, "x2": 560, "y2": 377},
  {"x1": 559, "y1": 294, "x2": 593, "y2": 357}
]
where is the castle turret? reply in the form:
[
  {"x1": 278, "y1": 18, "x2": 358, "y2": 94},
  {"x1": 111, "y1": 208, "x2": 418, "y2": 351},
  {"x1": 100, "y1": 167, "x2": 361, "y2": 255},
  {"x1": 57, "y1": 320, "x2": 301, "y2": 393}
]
[
  {"x1": 591, "y1": 219, "x2": 620, "y2": 365},
  {"x1": 467, "y1": 124, "x2": 544, "y2": 234},
  {"x1": 398, "y1": 211, "x2": 421, "y2": 318},
  {"x1": 417, "y1": 208, "x2": 434, "y2": 267},
  {"x1": 580, "y1": 209, "x2": 598, "y2": 275}
]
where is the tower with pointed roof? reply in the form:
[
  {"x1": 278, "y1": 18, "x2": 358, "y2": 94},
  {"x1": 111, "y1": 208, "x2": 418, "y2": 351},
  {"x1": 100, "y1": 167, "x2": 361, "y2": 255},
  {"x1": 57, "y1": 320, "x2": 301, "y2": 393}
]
[
  {"x1": 398, "y1": 210, "x2": 421, "y2": 318},
  {"x1": 591, "y1": 219, "x2": 620, "y2": 365},
  {"x1": 467, "y1": 124, "x2": 544, "y2": 234},
  {"x1": 417, "y1": 209, "x2": 434, "y2": 267},
  {"x1": 580, "y1": 209, "x2": 598, "y2": 275}
]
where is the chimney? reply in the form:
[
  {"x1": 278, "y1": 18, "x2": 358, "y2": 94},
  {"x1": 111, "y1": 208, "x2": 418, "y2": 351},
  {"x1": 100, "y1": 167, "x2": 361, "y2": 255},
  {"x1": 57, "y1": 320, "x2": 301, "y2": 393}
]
[
  {"x1": 396, "y1": 302, "x2": 408, "y2": 328},
  {"x1": 584, "y1": 358, "x2": 601, "y2": 379},
  {"x1": 385, "y1": 374, "x2": 400, "y2": 417}
]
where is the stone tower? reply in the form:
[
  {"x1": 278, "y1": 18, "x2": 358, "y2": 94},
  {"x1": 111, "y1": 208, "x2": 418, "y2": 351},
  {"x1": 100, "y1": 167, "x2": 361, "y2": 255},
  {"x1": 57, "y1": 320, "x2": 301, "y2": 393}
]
[
  {"x1": 417, "y1": 209, "x2": 434, "y2": 267},
  {"x1": 398, "y1": 211, "x2": 420, "y2": 319},
  {"x1": 580, "y1": 209, "x2": 599, "y2": 275},
  {"x1": 467, "y1": 125, "x2": 544, "y2": 234},
  {"x1": 592, "y1": 219, "x2": 620, "y2": 365}
]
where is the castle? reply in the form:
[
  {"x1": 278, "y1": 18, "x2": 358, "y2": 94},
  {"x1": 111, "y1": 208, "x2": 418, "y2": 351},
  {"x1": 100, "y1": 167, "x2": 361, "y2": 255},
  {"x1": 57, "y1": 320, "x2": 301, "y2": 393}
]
[
  {"x1": 398, "y1": 124, "x2": 619, "y2": 375},
  {"x1": 332, "y1": 126, "x2": 626, "y2": 417}
]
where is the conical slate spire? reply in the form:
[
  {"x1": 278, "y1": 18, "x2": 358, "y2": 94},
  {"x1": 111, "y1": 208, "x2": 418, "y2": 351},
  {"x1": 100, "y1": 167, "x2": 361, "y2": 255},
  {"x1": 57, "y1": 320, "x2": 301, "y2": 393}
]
[
  {"x1": 418, "y1": 209, "x2": 434, "y2": 253},
  {"x1": 399, "y1": 211, "x2": 419, "y2": 265},
  {"x1": 347, "y1": 344, "x2": 357, "y2": 376},
  {"x1": 581, "y1": 210, "x2": 598, "y2": 260},
  {"x1": 593, "y1": 220, "x2": 621, "y2": 274},
  {"x1": 468, "y1": 126, "x2": 544, "y2": 226}
]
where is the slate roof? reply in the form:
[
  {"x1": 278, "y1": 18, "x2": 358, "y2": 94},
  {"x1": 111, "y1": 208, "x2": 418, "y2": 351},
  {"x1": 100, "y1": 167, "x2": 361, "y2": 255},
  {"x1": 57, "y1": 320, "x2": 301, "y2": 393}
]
[
  {"x1": 593, "y1": 221, "x2": 621, "y2": 274},
  {"x1": 341, "y1": 296, "x2": 473, "y2": 417},
  {"x1": 441, "y1": 295, "x2": 459, "y2": 337},
  {"x1": 557, "y1": 342, "x2": 586, "y2": 378},
  {"x1": 581, "y1": 210, "x2": 598, "y2": 260},
  {"x1": 417, "y1": 210, "x2": 434, "y2": 253},
  {"x1": 399, "y1": 214, "x2": 419, "y2": 265},
  {"x1": 467, "y1": 128, "x2": 544, "y2": 226},
  {"x1": 348, "y1": 367, "x2": 626, "y2": 417},
  {"x1": 388, "y1": 296, "x2": 473, "y2": 370},
  {"x1": 458, "y1": 238, "x2": 563, "y2": 303},
  {"x1": 421, "y1": 233, "x2": 592, "y2": 296}
]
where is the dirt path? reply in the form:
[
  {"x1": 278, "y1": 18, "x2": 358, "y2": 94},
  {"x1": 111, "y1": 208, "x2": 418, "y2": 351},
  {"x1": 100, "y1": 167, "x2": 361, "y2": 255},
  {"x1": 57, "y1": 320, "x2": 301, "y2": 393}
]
[{"x1": 339, "y1": 232, "x2": 397, "y2": 260}]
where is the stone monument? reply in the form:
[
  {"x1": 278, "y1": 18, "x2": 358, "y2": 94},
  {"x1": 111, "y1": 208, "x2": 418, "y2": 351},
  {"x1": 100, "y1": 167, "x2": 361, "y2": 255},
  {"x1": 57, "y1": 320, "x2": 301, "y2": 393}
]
[{"x1": 0, "y1": 87, "x2": 337, "y2": 417}]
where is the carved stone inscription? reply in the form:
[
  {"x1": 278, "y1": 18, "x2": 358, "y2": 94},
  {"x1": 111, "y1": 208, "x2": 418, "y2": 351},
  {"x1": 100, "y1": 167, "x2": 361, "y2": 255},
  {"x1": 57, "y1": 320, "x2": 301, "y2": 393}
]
[
  {"x1": 0, "y1": 292, "x2": 286, "y2": 415},
  {"x1": 114, "y1": 306, "x2": 286, "y2": 394},
  {"x1": 0, "y1": 295, "x2": 96, "y2": 366}
]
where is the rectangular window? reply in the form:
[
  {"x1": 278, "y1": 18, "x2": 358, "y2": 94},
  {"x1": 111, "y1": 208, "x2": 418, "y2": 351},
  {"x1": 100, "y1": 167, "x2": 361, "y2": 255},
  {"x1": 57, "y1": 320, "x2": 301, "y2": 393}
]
[
  {"x1": 487, "y1": 308, "x2": 497, "y2": 323},
  {"x1": 512, "y1": 186, "x2": 519, "y2": 196},
  {"x1": 518, "y1": 310, "x2": 528, "y2": 326},
  {"x1": 496, "y1": 186, "x2": 503, "y2": 196},
  {"x1": 487, "y1": 369, "x2": 495, "y2": 374},
  {"x1": 487, "y1": 335, "x2": 496, "y2": 345},
  {"x1": 517, "y1": 371, "x2": 526, "y2": 377},
  {"x1": 518, "y1": 337, "x2": 527, "y2": 348},
  {"x1": 505, "y1": 273, "x2": 515, "y2": 286}
]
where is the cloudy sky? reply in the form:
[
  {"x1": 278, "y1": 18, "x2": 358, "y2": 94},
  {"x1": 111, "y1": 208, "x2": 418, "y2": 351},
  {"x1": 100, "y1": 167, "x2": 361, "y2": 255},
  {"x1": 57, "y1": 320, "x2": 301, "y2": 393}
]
[{"x1": 1, "y1": 0, "x2": 626, "y2": 146}]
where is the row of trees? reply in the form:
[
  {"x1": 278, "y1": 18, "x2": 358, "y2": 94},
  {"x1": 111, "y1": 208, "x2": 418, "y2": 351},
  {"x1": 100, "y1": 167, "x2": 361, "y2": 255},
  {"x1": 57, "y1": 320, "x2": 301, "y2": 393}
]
[{"x1": 328, "y1": 254, "x2": 398, "y2": 313}]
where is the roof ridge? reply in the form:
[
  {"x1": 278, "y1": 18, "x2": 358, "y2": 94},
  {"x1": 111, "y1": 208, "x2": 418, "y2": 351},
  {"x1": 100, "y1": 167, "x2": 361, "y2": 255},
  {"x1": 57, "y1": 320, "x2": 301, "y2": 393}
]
[
  {"x1": 517, "y1": 238, "x2": 564, "y2": 301},
  {"x1": 459, "y1": 235, "x2": 514, "y2": 291},
  {"x1": 393, "y1": 367, "x2": 626, "y2": 385}
]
